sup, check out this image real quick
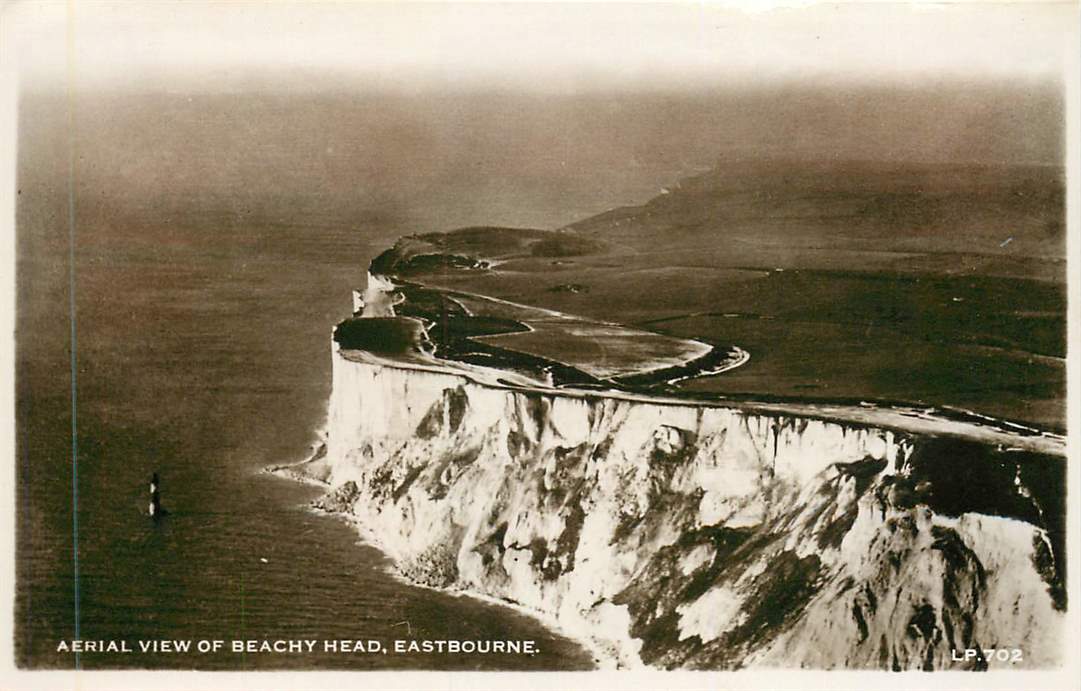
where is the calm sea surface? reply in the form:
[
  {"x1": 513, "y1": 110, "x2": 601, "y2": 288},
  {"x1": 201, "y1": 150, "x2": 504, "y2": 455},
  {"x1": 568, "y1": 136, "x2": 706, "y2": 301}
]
[
  {"x1": 15, "y1": 89, "x2": 722, "y2": 671},
  {"x1": 15, "y1": 213, "x2": 595, "y2": 670}
]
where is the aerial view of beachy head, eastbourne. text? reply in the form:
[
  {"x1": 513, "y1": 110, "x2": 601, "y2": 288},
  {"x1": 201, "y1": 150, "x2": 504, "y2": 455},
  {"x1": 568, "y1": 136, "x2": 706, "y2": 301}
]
[{"x1": 4, "y1": 2, "x2": 1078, "y2": 691}]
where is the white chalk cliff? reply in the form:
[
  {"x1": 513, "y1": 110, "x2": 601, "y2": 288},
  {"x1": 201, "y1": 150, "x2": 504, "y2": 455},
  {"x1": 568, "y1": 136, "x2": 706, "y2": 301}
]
[{"x1": 292, "y1": 274, "x2": 1066, "y2": 670}]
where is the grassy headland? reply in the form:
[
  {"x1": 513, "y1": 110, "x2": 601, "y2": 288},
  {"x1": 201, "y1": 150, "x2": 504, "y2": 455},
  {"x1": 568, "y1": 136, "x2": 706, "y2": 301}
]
[{"x1": 363, "y1": 159, "x2": 1066, "y2": 430}]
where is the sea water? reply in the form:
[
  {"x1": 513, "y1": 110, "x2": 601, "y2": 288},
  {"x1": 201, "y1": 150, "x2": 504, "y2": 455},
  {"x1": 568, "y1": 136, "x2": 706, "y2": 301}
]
[{"x1": 14, "y1": 211, "x2": 594, "y2": 670}]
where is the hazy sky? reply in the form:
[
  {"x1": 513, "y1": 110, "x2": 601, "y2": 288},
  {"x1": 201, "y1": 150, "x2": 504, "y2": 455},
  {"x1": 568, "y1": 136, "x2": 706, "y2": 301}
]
[{"x1": 9, "y1": 1, "x2": 1076, "y2": 93}]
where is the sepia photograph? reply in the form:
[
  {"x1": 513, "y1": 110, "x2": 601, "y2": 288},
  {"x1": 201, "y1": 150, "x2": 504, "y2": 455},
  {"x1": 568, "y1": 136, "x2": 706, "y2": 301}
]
[{"x1": 2, "y1": 1, "x2": 1078, "y2": 689}]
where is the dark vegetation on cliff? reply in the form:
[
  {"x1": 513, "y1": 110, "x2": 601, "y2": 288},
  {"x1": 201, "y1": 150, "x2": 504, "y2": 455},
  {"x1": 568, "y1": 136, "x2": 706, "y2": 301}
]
[
  {"x1": 337, "y1": 280, "x2": 612, "y2": 388},
  {"x1": 366, "y1": 160, "x2": 1066, "y2": 430},
  {"x1": 333, "y1": 318, "x2": 425, "y2": 355}
]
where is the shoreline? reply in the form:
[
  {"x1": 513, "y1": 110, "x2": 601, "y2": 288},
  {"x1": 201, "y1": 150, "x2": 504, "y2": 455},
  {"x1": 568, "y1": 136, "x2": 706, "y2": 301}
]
[{"x1": 266, "y1": 458, "x2": 620, "y2": 670}]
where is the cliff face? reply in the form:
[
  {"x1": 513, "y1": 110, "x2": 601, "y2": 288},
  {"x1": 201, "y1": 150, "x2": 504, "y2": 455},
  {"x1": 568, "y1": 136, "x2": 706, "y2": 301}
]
[{"x1": 307, "y1": 344, "x2": 1065, "y2": 670}]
